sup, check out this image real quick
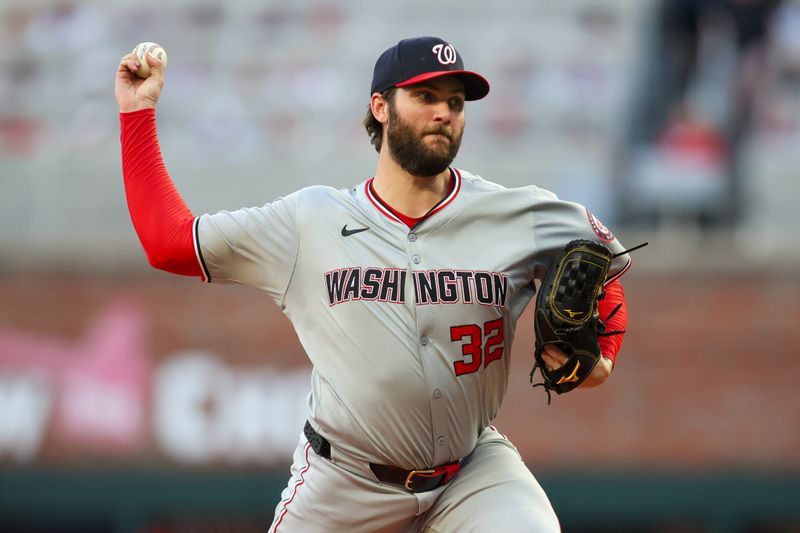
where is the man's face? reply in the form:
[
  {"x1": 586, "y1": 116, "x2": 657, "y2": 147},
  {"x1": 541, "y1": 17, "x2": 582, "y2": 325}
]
[{"x1": 385, "y1": 76, "x2": 466, "y2": 177}]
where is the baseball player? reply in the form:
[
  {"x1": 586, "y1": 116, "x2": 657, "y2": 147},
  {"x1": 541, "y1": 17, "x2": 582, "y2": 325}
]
[{"x1": 116, "y1": 36, "x2": 631, "y2": 532}]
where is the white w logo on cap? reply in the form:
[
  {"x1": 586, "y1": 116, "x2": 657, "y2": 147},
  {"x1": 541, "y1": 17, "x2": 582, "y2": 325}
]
[{"x1": 432, "y1": 43, "x2": 457, "y2": 65}]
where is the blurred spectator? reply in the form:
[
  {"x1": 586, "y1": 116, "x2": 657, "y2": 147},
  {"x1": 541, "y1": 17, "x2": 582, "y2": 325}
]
[
  {"x1": 745, "y1": 9, "x2": 800, "y2": 147},
  {"x1": 735, "y1": 1, "x2": 800, "y2": 254},
  {"x1": 629, "y1": 102, "x2": 728, "y2": 225},
  {"x1": 659, "y1": 0, "x2": 780, "y2": 118},
  {"x1": 2, "y1": 5, "x2": 30, "y2": 37},
  {"x1": 23, "y1": 1, "x2": 108, "y2": 56},
  {"x1": 770, "y1": 0, "x2": 800, "y2": 63},
  {"x1": 0, "y1": 1, "x2": 655, "y2": 265},
  {"x1": 626, "y1": 0, "x2": 782, "y2": 226},
  {"x1": 659, "y1": 103, "x2": 727, "y2": 162},
  {"x1": 0, "y1": 116, "x2": 42, "y2": 157}
]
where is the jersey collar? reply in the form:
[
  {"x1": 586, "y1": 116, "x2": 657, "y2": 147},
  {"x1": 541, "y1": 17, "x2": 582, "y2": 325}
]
[{"x1": 364, "y1": 168, "x2": 463, "y2": 228}]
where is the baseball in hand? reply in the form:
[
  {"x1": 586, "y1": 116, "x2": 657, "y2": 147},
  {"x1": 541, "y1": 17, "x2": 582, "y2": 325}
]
[{"x1": 132, "y1": 42, "x2": 167, "y2": 78}]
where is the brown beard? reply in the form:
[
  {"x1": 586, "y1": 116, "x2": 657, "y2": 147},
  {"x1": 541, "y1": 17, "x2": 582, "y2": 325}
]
[{"x1": 386, "y1": 105, "x2": 463, "y2": 177}]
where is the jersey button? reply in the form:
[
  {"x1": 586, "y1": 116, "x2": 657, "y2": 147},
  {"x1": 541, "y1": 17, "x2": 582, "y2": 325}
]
[
  {"x1": 437, "y1": 436, "x2": 447, "y2": 446},
  {"x1": 432, "y1": 388, "x2": 442, "y2": 399},
  {"x1": 420, "y1": 336, "x2": 429, "y2": 346},
  {"x1": 408, "y1": 233, "x2": 417, "y2": 242},
  {"x1": 412, "y1": 255, "x2": 421, "y2": 264}
]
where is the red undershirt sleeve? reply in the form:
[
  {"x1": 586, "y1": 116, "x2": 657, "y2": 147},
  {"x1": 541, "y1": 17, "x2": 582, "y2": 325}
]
[
  {"x1": 120, "y1": 108, "x2": 201, "y2": 277},
  {"x1": 597, "y1": 277, "x2": 627, "y2": 365}
]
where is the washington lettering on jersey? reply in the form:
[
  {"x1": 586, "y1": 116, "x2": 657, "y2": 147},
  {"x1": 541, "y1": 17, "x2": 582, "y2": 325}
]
[
  {"x1": 325, "y1": 267, "x2": 508, "y2": 308},
  {"x1": 325, "y1": 268, "x2": 407, "y2": 305}
]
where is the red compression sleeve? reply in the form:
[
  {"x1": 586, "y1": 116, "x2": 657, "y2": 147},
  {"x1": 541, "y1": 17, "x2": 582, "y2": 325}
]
[
  {"x1": 597, "y1": 278, "x2": 627, "y2": 364},
  {"x1": 120, "y1": 109, "x2": 201, "y2": 277}
]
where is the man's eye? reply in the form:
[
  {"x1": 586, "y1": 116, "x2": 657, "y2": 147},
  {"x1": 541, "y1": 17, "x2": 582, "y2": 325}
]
[{"x1": 449, "y1": 98, "x2": 464, "y2": 111}]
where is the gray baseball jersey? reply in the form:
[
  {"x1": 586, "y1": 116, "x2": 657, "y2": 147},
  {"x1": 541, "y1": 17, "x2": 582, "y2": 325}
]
[
  {"x1": 197, "y1": 165, "x2": 629, "y2": 462},
  {"x1": 195, "y1": 168, "x2": 630, "y2": 473}
]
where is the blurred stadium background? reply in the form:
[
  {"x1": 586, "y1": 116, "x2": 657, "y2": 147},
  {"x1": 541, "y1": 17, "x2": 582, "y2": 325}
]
[{"x1": 1, "y1": 0, "x2": 799, "y2": 531}]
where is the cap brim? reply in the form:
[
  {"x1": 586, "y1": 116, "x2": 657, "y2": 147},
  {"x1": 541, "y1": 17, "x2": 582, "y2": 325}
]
[{"x1": 395, "y1": 70, "x2": 490, "y2": 101}]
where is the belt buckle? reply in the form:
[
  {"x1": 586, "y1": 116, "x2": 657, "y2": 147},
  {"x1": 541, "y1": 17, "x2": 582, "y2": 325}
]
[{"x1": 404, "y1": 469, "x2": 438, "y2": 491}]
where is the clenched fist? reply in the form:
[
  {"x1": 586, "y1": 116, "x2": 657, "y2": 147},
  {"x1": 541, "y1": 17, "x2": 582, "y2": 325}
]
[{"x1": 115, "y1": 50, "x2": 166, "y2": 113}]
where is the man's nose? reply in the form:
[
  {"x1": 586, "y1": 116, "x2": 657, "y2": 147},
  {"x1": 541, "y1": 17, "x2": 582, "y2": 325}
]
[{"x1": 431, "y1": 101, "x2": 452, "y2": 123}]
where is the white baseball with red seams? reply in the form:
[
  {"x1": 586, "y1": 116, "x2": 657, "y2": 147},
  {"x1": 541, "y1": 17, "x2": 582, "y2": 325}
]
[
  {"x1": 131, "y1": 42, "x2": 167, "y2": 78},
  {"x1": 194, "y1": 168, "x2": 631, "y2": 531}
]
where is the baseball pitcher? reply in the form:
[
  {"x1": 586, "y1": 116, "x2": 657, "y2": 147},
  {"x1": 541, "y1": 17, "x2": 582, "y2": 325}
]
[{"x1": 116, "y1": 36, "x2": 632, "y2": 532}]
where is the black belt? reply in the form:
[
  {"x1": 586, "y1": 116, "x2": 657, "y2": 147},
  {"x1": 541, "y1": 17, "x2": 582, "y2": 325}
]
[{"x1": 303, "y1": 420, "x2": 461, "y2": 493}]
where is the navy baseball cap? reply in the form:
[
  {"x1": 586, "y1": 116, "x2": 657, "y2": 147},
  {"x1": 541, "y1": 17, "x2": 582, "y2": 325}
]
[{"x1": 371, "y1": 36, "x2": 490, "y2": 101}]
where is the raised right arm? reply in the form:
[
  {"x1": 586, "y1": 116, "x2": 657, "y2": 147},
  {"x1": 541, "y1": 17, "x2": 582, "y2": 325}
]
[{"x1": 116, "y1": 50, "x2": 202, "y2": 278}]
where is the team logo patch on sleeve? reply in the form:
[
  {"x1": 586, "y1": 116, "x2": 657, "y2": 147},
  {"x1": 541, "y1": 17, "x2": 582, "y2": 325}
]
[{"x1": 586, "y1": 209, "x2": 614, "y2": 242}]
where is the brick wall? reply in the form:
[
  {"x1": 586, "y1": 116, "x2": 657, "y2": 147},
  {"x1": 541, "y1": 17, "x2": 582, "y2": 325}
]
[{"x1": 1, "y1": 270, "x2": 797, "y2": 470}]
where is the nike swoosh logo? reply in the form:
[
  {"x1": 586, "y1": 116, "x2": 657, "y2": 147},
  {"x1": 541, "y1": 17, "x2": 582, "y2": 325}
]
[{"x1": 341, "y1": 225, "x2": 370, "y2": 237}]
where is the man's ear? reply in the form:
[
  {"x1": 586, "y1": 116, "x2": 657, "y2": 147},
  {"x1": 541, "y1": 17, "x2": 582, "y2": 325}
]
[{"x1": 370, "y1": 92, "x2": 390, "y2": 125}]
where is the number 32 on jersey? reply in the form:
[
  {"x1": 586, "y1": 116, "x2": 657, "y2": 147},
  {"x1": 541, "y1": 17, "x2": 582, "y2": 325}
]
[{"x1": 450, "y1": 318, "x2": 505, "y2": 376}]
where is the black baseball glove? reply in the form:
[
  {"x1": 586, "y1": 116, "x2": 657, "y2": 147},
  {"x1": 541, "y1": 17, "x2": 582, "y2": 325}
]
[{"x1": 530, "y1": 239, "x2": 617, "y2": 402}]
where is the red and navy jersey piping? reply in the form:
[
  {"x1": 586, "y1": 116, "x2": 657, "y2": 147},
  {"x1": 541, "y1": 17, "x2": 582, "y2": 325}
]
[
  {"x1": 365, "y1": 168, "x2": 462, "y2": 228},
  {"x1": 193, "y1": 217, "x2": 211, "y2": 283},
  {"x1": 605, "y1": 257, "x2": 631, "y2": 285}
]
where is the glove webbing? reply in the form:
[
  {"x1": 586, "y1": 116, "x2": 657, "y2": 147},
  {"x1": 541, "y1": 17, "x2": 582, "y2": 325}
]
[{"x1": 530, "y1": 304, "x2": 625, "y2": 405}]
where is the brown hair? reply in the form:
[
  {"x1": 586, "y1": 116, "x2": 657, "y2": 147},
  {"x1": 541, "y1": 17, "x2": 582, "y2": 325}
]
[{"x1": 363, "y1": 88, "x2": 396, "y2": 153}]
